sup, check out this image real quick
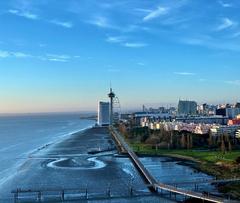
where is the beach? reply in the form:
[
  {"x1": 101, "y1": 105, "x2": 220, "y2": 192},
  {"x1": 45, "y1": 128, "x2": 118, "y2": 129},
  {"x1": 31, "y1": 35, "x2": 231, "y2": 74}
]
[
  {"x1": 0, "y1": 126, "x2": 173, "y2": 202},
  {"x1": 0, "y1": 120, "x2": 222, "y2": 202}
]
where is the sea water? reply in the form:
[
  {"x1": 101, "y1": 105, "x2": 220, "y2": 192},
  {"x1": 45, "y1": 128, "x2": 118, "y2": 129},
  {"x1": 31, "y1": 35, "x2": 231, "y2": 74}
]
[{"x1": 0, "y1": 113, "x2": 95, "y2": 186}]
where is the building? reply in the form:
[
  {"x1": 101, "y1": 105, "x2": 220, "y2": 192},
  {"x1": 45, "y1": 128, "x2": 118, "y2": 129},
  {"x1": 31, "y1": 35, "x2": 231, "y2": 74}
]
[
  {"x1": 175, "y1": 116, "x2": 228, "y2": 125},
  {"x1": 235, "y1": 103, "x2": 240, "y2": 108},
  {"x1": 210, "y1": 125, "x2": 240, "y2": 137},
  {"x1": 236, "y1": 129, "x2": 240, "y2": 139},
  {"x1": 216, "y1": 108, "x2": 226, "y2": 117},
  {"x1": 226, "y1": 108, "x2": 240, "y2": 119},
  {"x1": 198, "y1": 104, "x2": 217, "y2": 116},
  {"x1": 97, "y1": 101, "x2": 110, "y2": 126},
  {"x1": 178, "y1": 100, "x2": 197, "y2": 116},
  {"x1": 228, "y1": 118, "x2": 240, "y2": 125},
  {"x1": 132, "y1": 112, "x2": 172, "y2": 126}
]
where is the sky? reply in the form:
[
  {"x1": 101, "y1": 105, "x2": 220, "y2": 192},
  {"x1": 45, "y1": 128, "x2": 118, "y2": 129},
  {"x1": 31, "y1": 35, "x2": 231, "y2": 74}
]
[{"x1": 0, "y1": 0, "x2": 240, "y2": 113}]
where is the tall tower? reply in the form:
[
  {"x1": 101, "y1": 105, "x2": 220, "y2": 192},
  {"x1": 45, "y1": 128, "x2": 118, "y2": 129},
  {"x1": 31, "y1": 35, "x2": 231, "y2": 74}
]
[{"x1": 108, "y1": 88, "x2": 115, "y2": 126}]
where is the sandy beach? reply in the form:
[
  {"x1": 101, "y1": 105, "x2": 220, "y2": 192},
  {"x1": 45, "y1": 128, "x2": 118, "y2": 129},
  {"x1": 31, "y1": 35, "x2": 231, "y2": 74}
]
[{"x1": 0, "y1": 127, "x2": 171, "y2": 203}]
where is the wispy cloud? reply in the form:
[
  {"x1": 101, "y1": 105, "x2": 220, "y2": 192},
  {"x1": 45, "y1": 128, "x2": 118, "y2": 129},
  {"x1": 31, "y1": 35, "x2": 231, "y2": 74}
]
[
  {"x1": 106, "y1": 36, "x2": 125, "y2": 43},
  {"x1": 232, "y1": 32, "x2": 240, "y2": 38},
  {"x1": 143, "y1": 6, "x2": 169, "y2": 22},
  {"x1": 8, "y1": 9, "x2": 38, "y2": 20},
  {"x1": 8, "y1": 9, "x2": 72, "y2": 29},
  {"x1": 0, "y1": 50, "x2": 10, "y2": 58},
  {"x1": 12, "y1": 52, "x2": 31, "y2": 58},
  {"x1": 46, "y1": 54, "x2": 71, "y2": 62},
  {"x1": 217, "y1": 18, "x2": 236, "y2": 31},
  {"x1": 88, "y1": 16, "x2": 111, "y2": 28},
  {"x1": 0, "y1": 50, "x2": 31, "y2": 58},
  {"x1": 181, "y1": 36, "x2": 240, "y2": 52},
  {"x1": 225, "y1": 80, "x2": 240, "y2": 86},
  {"x1": 0, "y1": 50, "x2": 78, "y2": 62},
  {"x1": 106, "y1": 36, "x2": 148, "y2": 48},
  {"x1": 134, "y1": 8, "x2": 152, "y2": 13},
  {"x1": 137, "y1": 62, "x2": 145, "y2": 66},
  {"x1": 219, "y1": 1, "x2": 233, "y2": 8},
  {"x1": 123, "y1": 42, "x2": 148, "y2": 48},
  {"x1": 174, "y1": 72, "x2": 196, "y2": 76},
  {"x1": 50, "y1": 20, "x2": 73, "y2": 28}
]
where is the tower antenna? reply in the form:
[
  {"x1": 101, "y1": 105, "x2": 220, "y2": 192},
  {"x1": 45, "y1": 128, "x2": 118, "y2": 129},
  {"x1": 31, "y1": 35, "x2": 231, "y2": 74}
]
[{"x1": 108, "y1": 86, "x2": 115, "y2": 126}]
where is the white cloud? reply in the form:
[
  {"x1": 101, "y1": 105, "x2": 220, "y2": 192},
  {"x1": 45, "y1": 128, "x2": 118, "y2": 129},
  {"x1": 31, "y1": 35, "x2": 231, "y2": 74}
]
[
  {"x1": 123, "y1": 42, "x2": 148, "y2": 48},
  {"x1": 174, "y1": 72, "x2": 196, "y2": 76},
  {"x1": 181, "y1": 36, "x2": 240, "y2": 52},
  {"x1": 225, "y1": 80, "x2": 240, "y2": 86},
  {"x1": 232, "y1": 32, "x2": 240, "y2": 38},
  {"x1": 217, "y1": 18, "x2": 236, "y2": 31},
  {"x1": 8, "y1": 9, "x2": 73, "y2": 28},
  {"x1": 46, "y1": 54, "x2": 71, "y2": 62},
  {"x1": 0, "y1": 50, "x2": 10, "y2": 58},
  {"x1": 219, "y1": 1, "x2": 232, "y2": 8},
  {"x1": 8, "y1": 9, "x2": 38, "y2": 20},
  {"x1": 135, "y1": 8, "x2": 152, "y2": 13},
  {"x1": 48, "y1": 58, "x2": 67, "y2": 62},
  {"x1": 50, "y1": 20, "x2": 73, "y2": 28},
  {"x1": 106, "y1": 36, "x2": 125, "y2": 43},
  {"x1": 8, "y1": 9, "x2": 18, "y2": 14},
  {"x1": 12, "y1": 52, "x2": 31, "y2": 58},
  {"x1": 0, "y1": 50, "x2": 31, "y2": 58},
  {"x1": 88, "y1": 16, "x2": 111, "y2": 28},
  {"x1": 0, "y1": 49, "x2": 80, "y2": 62},
  {"x1": 143, "y1": 6, "x2": 169, "y2": 22}
]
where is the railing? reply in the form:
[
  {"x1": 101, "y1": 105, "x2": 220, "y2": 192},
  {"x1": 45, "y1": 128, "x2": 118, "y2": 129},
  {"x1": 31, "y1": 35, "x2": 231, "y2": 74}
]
[
  {"x1": 11, "y1": 186, "x2": 151, "y2": 202},
  {"x1": 109, "y1": 127, "x2": 229, "y2": 203}
]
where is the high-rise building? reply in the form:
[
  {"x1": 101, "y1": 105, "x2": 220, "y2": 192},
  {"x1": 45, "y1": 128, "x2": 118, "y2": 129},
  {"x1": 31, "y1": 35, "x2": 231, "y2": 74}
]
[
  {"x1": 178, "y1": 100, "x2": 197, "y2": 116},
  {"x1": 97, "y1": 101, "x2": 110, "y2": 126},
  {"x1": 226, "y1": 108, "x2": 240, "y2": 119}
]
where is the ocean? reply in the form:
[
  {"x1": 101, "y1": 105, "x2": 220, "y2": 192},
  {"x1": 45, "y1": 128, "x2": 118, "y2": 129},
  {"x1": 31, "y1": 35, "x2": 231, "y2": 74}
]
[{"x1": 0, "y1": 113, "x2": 95, "y2": 187}]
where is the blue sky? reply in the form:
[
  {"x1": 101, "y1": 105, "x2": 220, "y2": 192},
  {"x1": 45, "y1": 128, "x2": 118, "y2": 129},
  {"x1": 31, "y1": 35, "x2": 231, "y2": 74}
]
[{"x1": 0, "y1": 0, "x2": 240, "y2": 113}]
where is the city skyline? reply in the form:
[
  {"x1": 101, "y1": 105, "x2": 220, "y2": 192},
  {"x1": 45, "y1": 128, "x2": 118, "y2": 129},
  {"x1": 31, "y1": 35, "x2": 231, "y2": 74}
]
[{"x1": 0, "y1": 0, "x2": 240, "y2": 113}]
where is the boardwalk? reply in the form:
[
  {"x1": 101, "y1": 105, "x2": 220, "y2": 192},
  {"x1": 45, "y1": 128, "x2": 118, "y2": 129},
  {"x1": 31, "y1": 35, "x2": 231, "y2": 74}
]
[{"x1": 110, "y1": 127, "x2": 232, "y2": 203}]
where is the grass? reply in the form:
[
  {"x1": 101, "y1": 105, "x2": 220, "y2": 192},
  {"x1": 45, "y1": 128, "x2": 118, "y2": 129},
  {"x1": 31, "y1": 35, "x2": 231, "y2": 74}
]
[
  {"x1": 129, "y1": 141, "x2": 240, "y2": 199},
  {"x1": 129, "y1": 142, "x2": 240, "y2": 164}
]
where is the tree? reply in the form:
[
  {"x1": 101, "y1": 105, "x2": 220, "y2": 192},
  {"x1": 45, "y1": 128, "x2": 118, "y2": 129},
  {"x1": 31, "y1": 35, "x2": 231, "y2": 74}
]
[
  {"x1": 228, "y1": 140, "x2": 232, "y2": 152},
  {"x1": 220, "y1": 134, "x2": 226, "y2": 154},
  {"x1": 181, "y1": 134, "x2": 186, "y2": 148}
]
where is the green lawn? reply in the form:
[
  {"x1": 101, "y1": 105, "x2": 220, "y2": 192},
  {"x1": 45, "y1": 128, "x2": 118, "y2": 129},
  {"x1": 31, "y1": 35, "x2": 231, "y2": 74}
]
[{"x1": 129, "y1": 142, "x2": 240, "y2": 164}]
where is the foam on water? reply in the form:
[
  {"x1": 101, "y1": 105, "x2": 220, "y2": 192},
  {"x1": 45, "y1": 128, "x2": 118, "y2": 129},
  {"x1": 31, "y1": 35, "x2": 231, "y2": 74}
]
[{"x1": 47, "y1": 157, "x2": 106, "y2": 170}]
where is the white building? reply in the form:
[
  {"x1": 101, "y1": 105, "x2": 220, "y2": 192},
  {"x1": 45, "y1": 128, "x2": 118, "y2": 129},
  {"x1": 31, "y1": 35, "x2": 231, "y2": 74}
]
[{"x1": 97, "y1": 101, "x2": 110, "y2": 126}]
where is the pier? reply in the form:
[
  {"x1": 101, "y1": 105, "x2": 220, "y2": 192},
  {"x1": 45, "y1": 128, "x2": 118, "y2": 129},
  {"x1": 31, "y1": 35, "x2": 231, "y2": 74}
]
[{"x1": 110, "y1": 127, "x2": 233, "y2": 203}]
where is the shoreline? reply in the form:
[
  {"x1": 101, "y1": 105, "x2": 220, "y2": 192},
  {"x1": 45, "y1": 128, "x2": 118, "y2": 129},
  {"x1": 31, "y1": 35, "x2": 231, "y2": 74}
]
[
  {"x1": 0, "y1": 122, "x2": 95, "y2": 188},
  {"x1": 28, "y1": 123, "x2": 94, "y2": 157}
]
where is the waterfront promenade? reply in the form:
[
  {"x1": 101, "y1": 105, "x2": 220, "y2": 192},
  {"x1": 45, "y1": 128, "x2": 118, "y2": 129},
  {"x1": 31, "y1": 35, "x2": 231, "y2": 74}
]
[{"x1": 110, "y1": 127, "x2": 234, "y2": 203}]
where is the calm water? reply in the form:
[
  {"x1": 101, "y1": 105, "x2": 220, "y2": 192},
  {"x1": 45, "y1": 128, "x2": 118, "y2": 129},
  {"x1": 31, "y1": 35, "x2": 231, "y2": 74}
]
[
  {"x1": 0, "y1": 115, "x2": 220, "y2": 202},
  {"x1": 0, "y1": 113, "x2": 95, "y2": 186}
]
